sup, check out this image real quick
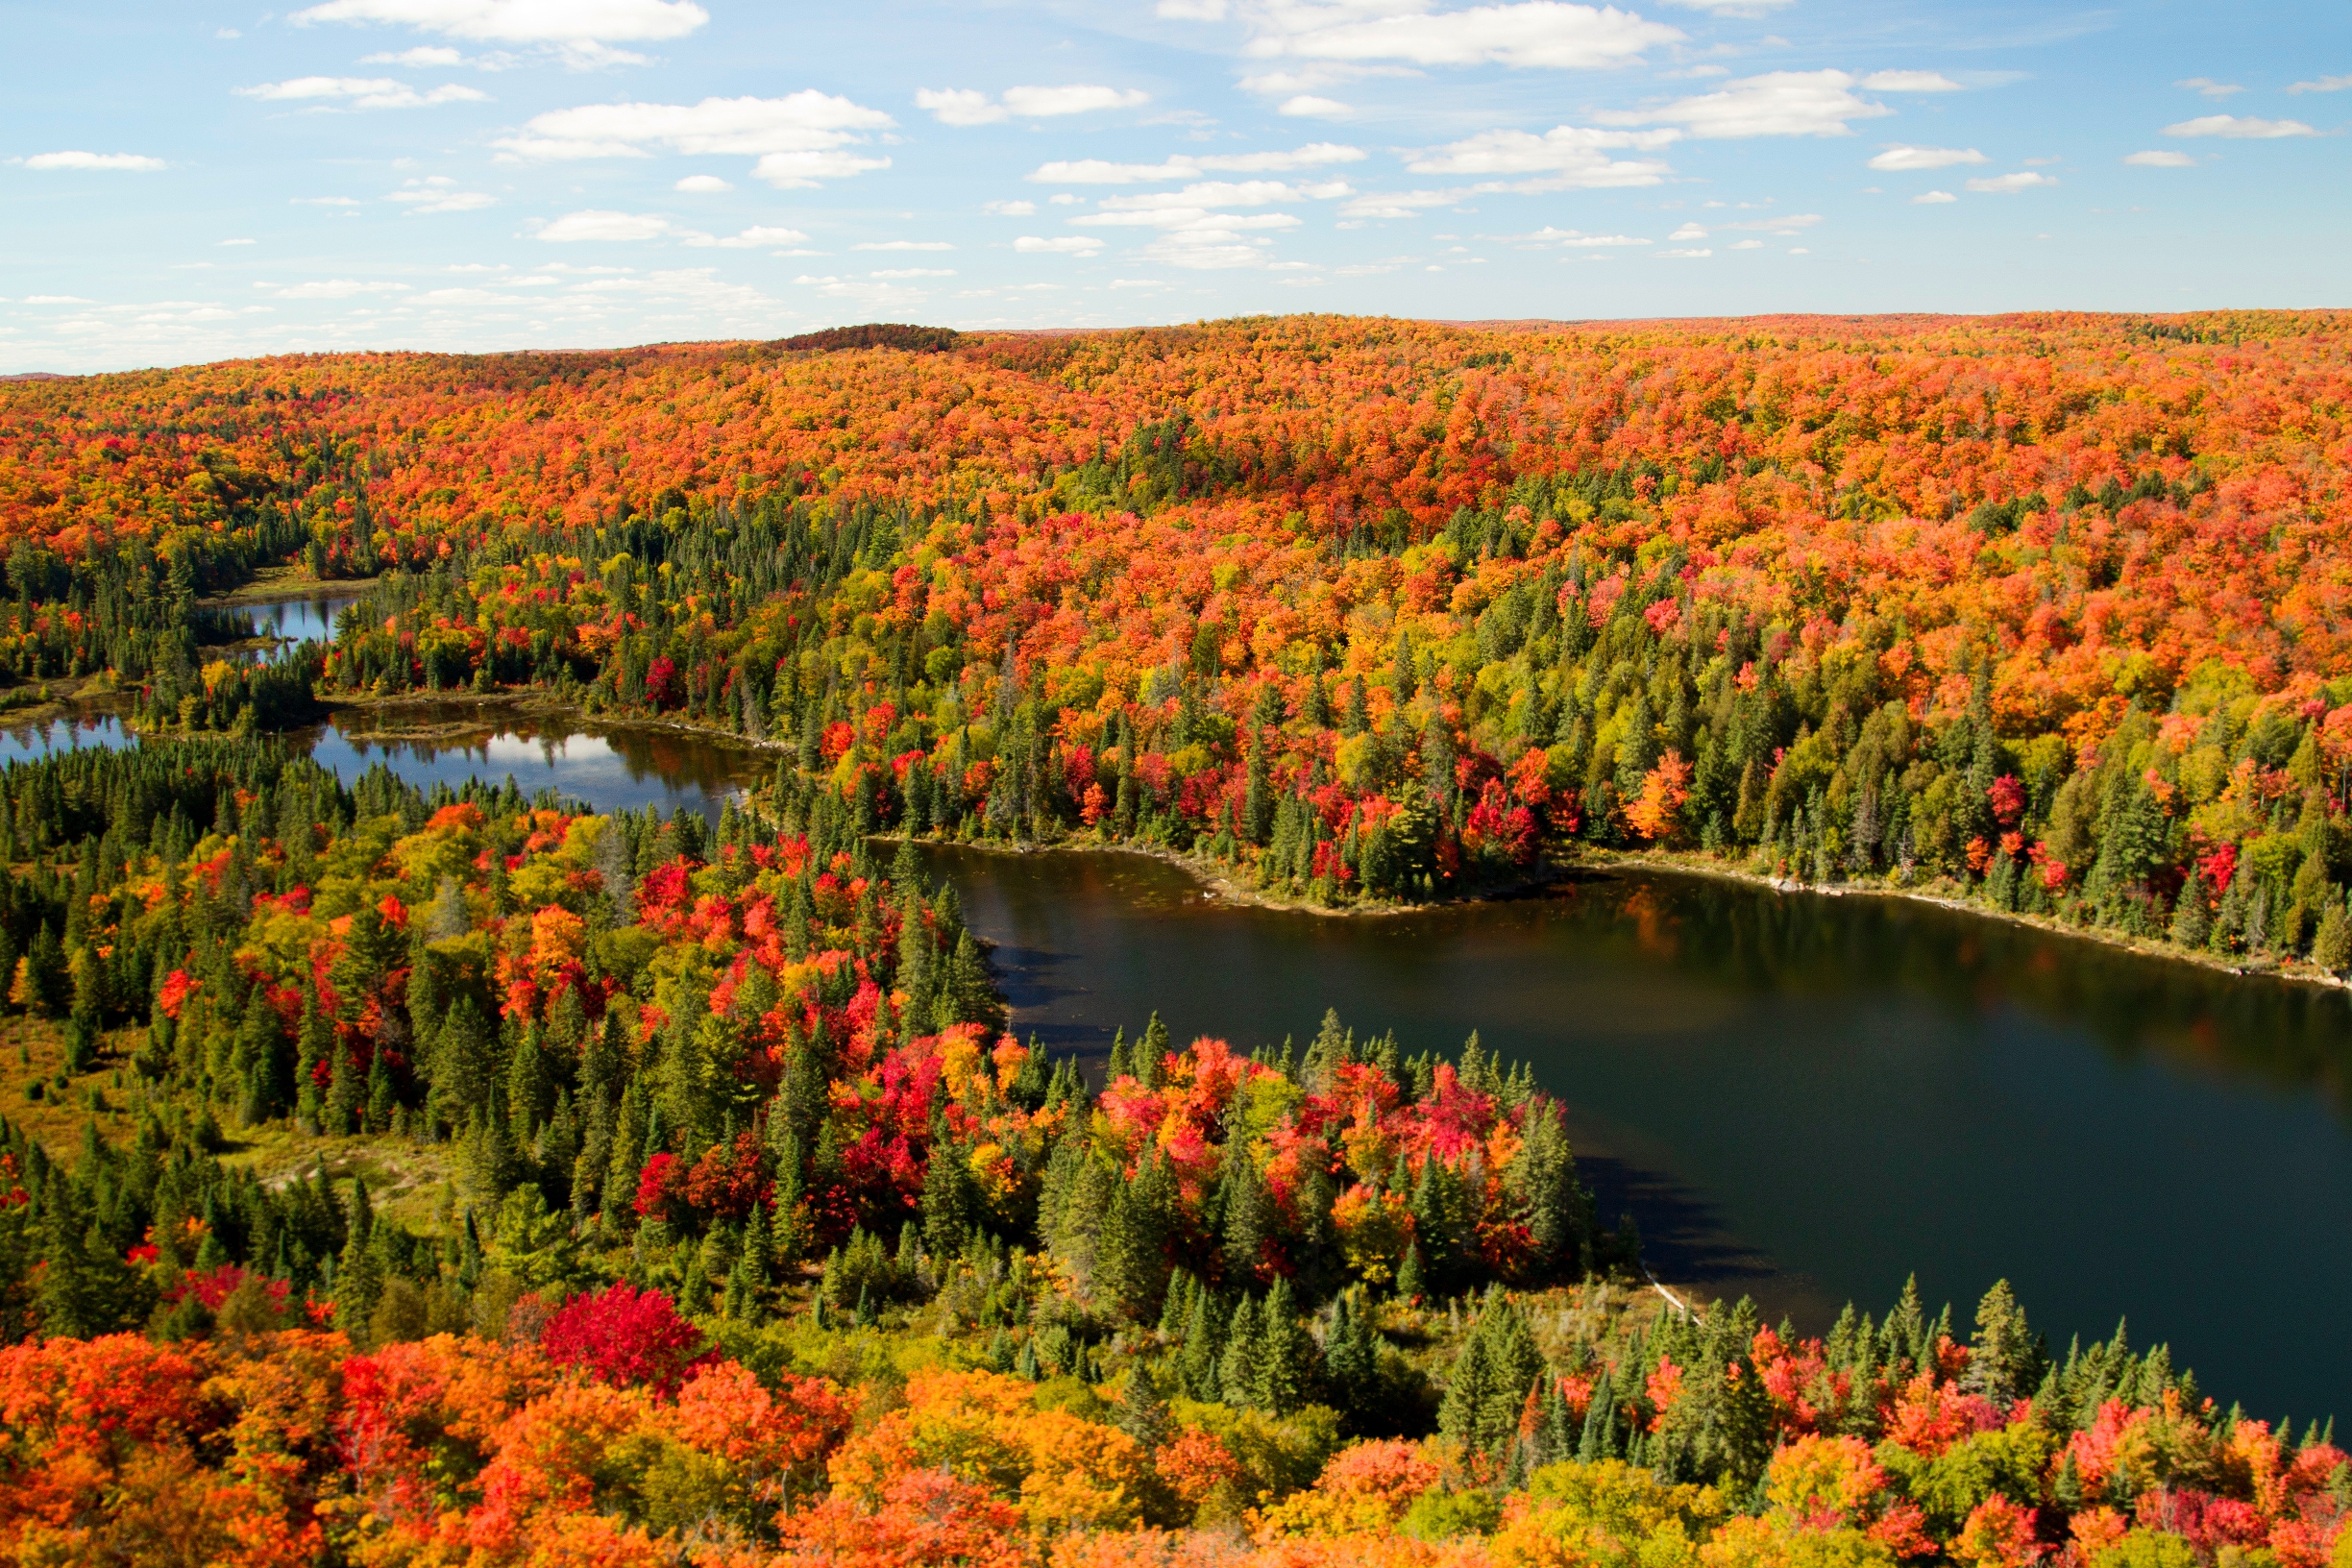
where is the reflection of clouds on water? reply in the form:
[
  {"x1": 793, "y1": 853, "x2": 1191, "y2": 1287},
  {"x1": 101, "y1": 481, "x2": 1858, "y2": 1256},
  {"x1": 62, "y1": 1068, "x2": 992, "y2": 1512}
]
[
  {"x1": 0, "y1": 700, "x2": 765, "y2": 826},
  {"x1": 315, "y1": 718, "x2": 766, "y2": 823},
  {"x1": 0, "y1": 714, "x2": 137, "y2": 764}
]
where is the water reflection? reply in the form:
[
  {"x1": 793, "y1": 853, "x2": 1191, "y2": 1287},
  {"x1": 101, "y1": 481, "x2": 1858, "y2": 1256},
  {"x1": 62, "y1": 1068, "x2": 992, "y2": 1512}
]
[
  {"x1": 0, "y1": 702, "x2": 770, "y2": 825},
  {"x1": 916, "y1": 843, "x2": 2352, "y2": 1419}
]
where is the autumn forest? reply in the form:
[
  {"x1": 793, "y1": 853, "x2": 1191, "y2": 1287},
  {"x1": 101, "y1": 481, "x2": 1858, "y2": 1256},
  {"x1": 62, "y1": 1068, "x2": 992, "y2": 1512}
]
[{"x1": 0, "y1": 311, "x2": 2343, "y2": 1567}]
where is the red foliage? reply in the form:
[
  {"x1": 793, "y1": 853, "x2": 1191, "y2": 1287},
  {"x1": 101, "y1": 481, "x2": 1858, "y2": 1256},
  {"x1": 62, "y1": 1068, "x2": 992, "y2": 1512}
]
[{"x1": 538, "y1": 1283, "x2": 710, "y2": 1399}]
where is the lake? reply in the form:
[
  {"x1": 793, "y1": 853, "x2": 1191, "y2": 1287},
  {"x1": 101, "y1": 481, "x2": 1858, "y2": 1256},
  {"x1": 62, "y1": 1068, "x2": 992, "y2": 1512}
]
[
  {"x1": 7, "y1": 612, "x2": 2346, "y2": 1418},
  {"x1": 915, "y1": 844, "x2": 2352, "y2": 1422}
]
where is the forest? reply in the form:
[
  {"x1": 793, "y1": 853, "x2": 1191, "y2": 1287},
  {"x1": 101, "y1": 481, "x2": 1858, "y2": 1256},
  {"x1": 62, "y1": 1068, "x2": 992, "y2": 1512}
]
[{"x1": 0, "y1": 312, "x2": 2345, "y2": 1563}]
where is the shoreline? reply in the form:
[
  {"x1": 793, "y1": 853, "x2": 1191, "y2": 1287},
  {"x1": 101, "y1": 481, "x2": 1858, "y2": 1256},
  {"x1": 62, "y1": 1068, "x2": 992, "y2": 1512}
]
[{"x1": 45, "y1": 676, "x2": 2352, "y2": 995}]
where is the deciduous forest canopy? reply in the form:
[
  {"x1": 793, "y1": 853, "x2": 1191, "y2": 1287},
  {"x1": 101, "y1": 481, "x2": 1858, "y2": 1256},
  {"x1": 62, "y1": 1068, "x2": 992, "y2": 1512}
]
[{"x1": 0, "y1": 311, "x2": 2343, "y2": 1567}]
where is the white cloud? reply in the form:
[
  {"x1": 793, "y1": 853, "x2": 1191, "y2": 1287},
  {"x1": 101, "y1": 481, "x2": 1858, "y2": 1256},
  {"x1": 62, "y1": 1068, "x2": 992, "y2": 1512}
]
[
  {"x1": 1158, "y1": 0, "x2": 1227, "y2": 16},
  {"x1": 2174, "y1": 77, "x2": 2242, "y2": 99},
  {"x1": 290, "y1": 0, "x2": 708, "y2": 44},
  {"x1": 1657, "y1": 0, "x2": 1790, "y2": 13},
  {"x1": 852, "y1": 239, "x2": 953, "y2": 251},
  {"x1": 1911, "y1": 188, "x2": 1956, "y2": 203},
  {"x1": 292, "y1": 196, "x2": 362, "y2": 206},
  {"x1": 219, "y1": 237, "x2": 257, "y2": 245},
  {"x1": 674, "y1": 173, "x2": 731, "y2": 191},
  {"x1": 1406, "y1": 125, "x2": 1678, "y2": 190},
  {"x1": 360, "y1": 44, "x2": 471, "y2": 64},
  {"x1": 235, "y1": 75, "x2": 488, "y2": 109},
  {"x1": 917, "y1": 85, "x2": 1148, "y2": 125},
  {"x1": 1728, "y1": 238, "x2": 1762, "y2": 248},
  {"x1": 2123, "y1": 150, "x2": 2196, "y2": 167},
  {"x1": 1240, "y1": 1, "x2": 1683, "y2": 71},
  {"x1": 1030, "y1": 143, "x2": 1366, "y2": 183},
  {"x1": 20, "y1": 150, "x2": 165, "y2": 171},
  {"x1": 2288, "y1": 74, "x2": 2350, "y2": 94},
  {"x1": 1857, "y1": 70, "x2": 1963, "y2": 92},
  {"x1": 984, "y1": 199, "x2": 1038, "y2": 215},
  {"x1": 868, "y1": 267, "x2": 954, "y2": 278},
  {"x1": 684, "y1": 224, "x2": 809, "y2": 248},
  {"x1": 259, "y1": 279, "x2": 412, "y2": 298},
  {"x1": 1657, "y1": 247, "x2": 1710, "y2": 257},
  {"x1": 1598, "y1": 69, "x2": 1892, "y2": 138},
  {"x1": 1015, "y1": 235, "x2": 1103, "y2": 253},
  {"x1": 535, "y1": 208, "x2": 674, "y2": 241},
  {"x1": 1093, "y1": 179, "x2": 1350, "y2": 213},
  {"x1": 1668, "y1": 221, "x2": 1706, "y2": 239},
  {"x1": 1509, "y1": 226, "x2": 1651, "y2": 246},
  {"x1": 387, "y1": 176, "x2": 496, "y2": 211},
  {"x1": 1867, "y1": 144, "x2": 1985, "y2": 171},
  {"x1": 1280, "y1": 95, "x2": 1350, "y2": 116},
  {"x1": 1965, "y1": 171, "x2": 2057, "y2": 192},
  {"x1": 23, "y1": 295, "x2": 96, "y2": 304},
  {"x1": 2162, "y1": 114, "x2": 2317, "y2": 138},
  {"x1": 497, "y1": 93, "x2": 894, "y2": 185},
  {"x1": 1721, "y1": 211, "x2": 1819, "y2": 232}
]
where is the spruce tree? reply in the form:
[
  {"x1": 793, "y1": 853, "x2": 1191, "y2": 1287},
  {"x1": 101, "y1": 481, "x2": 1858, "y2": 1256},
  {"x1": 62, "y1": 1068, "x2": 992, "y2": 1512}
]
[
  {"x1": 1118, "y1": 1362, "x2": 1171, "y2": 1450},
  {"x1": 1255, "y1": 1276, "x2": 1315, "y2": 1415},
  {"x1": 334, "y1": 1176, "x2": 384, "y2": 1342},
  {"x1": 1218, "y1": 1292, "x2": 1262, "y2": 1408}
]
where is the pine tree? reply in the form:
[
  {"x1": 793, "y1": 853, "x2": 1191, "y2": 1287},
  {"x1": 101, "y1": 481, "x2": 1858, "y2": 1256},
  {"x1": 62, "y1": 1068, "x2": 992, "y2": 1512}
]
[
  {"x1": 1578, "y1": 1369, "x2": 1618, "y2": 1461},
  {"x1": 1094, "y1": 1148, "x2": 1175, "y2": 1322},
  {"x1": 1218, "y1": 1292, "x2": 1262, "y2": 1407},
  {"x1": 334, "y1": 1176, "x2": 384, "y2": 1342},
  {"x1": 294, "y1": 985, "x2": 331, "y2": 1133},
  {"x1": 921, "y1": 1133, "x2": 973, "y2": 1261},
  {"x1": 1509, "y1": 1099, "x2": 1589, "y2": 1277},
  {"x1": 1255, "y1": 1276, "x2": 1315, "y2": 1415},
  {"x1": 1118, "y1": 1362, "x2": 1171, "y2": 1450},
  {"x1": 37, "y1": 1176, "x2": 134, "y2": 1337},
  {"x1": 1219, "y1": 1140, "x2": 1270, "y2": 1286},
  {"x1": 1962, "y1": 1279, "x2": 2045, "y2": 1406}
]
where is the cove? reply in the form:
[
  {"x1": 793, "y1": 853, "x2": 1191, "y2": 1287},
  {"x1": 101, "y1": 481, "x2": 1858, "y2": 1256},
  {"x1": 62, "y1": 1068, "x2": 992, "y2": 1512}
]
[{"x1": 917, "y1": 841, "x2": 2352, "y2": 1422}]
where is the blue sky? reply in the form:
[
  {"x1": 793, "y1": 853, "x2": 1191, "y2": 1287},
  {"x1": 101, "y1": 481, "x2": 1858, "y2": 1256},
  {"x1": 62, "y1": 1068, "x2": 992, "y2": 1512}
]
[{"x1": 2, "y1": 0, "x2": 2344, "y2": 371}]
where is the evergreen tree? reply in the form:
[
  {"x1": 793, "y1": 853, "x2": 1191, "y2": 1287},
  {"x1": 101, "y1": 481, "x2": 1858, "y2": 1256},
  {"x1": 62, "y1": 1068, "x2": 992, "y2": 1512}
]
[{"x1": 1218, "y1": 1292, "x2": 1262, "y2": 1407}]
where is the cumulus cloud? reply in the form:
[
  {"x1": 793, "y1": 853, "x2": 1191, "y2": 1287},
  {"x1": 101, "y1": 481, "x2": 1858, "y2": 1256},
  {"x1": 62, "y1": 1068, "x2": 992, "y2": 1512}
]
[
  {"x1": 387, "y1": 176, "x2": 495, "y2": 211},
  {"x1": 2123, "y1": 150, "x2": 2196, "y2": 167},
  {"x1": 290, "y1": 0, "x2": 708, "y2": 44},
  {"x1": 1030, "y1": 142, "x2": 1363, "y2": 183},
  {"x1": 685, "y1": 224, "x2": 809, "y2": 248},
  {"x1": 1509, "y1": 226, "x2": 1651, "y2": 247},
  {"x1": 917, "y1": 85, "x2": 1148, "y2": 125},
  {"x1": 19, "y1": 150, "x2": 165, "y2": 171},
  {"x1": 1867, "y1": 144, "x2": 1985, "y2": 171},
  {"x1": 535, "y1": 208, "x2": 674, "y2": 241},
  {"x1": 851, "y1": 240, "x2": 953, "y2": 251},
  {"x1": 235, "y1": 75, "x2": 488, "y2": 108},
  {"x1": 1668, "y1": 222, "x2": 1706, "y2": 239},
  {"x1": 2174, "y1": 77, "x2": 2242, "y2": 99},
  {"x1": 1238, "y1": 0, "x2": 1683, "y2": 71},
  {"x1": 1014, "y1": 235, "x2": 1103, "y2": 253},
  {"x1": 1657, "y1": 247, "x2": 1710, "y2": 257},
  {"x1": 1911, "y1": 188, "x2": 1956, "y2": 203},
  {"x1": 1280, "y1": 95, "x2": 1350, "y2": 116},
  {"x1": 984, "y1": 199, "x2": 1038, "y2": 215},
  {"x1": 497, "y1": 92, "x2": 894, "y2": 185},
  {"x1": 2163, "y1": 113, "x2": 2316, "y2": 137},
  {"x1": 1965, "y1": 171, "x2": 2057, "y2": 192},
  {"x1": 1720, "y1": 211, "x2": 1820, "y2": 232},
  {"x1": 1656, "y1": 0, "x2": 1790, "y2": 13},
  {"x1": 674, "y1": 173, "x2": 731, "y2": 191},
  {"x1": 1407, "y1": 124, "x2": 1677, "y2": 184},
  {"x1": 2288, "y1": 74, "x2": 2350, "y2": 94},
  {"x1": 1598, "y1": 69, "x2": 1893, "y2": 138}
]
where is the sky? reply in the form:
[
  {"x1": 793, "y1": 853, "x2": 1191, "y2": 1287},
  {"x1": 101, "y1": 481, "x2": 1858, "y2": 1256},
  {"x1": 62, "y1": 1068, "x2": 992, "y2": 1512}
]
[{"x1": 1, "y1": 0, "x2": 2345, "y2": 372}]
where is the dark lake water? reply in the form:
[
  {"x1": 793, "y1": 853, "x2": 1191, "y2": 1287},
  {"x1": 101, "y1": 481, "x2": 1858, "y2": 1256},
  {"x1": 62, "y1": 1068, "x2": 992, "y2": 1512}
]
[
  {"x1": 10, "y1": 601, "x2": 2347, "y2": 1418},
  {"x1": 915, "y1": 844, "x2": 2352, "y2": 1423}
]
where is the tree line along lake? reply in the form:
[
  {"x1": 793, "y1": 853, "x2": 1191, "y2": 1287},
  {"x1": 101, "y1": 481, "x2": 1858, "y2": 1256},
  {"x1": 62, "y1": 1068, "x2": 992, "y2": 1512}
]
[{"x1": 6, "y1": 599, "x2": 2347, "y2": 1420}]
